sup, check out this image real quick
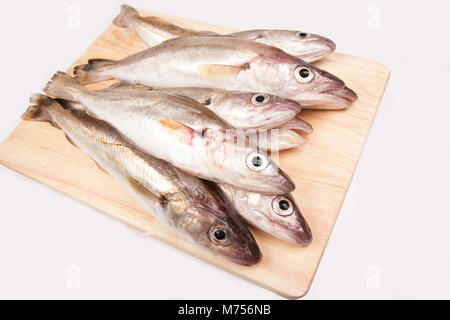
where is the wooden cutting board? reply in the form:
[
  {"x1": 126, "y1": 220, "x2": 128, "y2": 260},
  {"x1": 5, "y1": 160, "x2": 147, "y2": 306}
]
[{"x1": 0, "y1": 9, "x2": 390, "y2": 298}]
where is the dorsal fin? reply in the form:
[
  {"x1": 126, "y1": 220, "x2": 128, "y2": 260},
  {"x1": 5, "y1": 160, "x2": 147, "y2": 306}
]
[{"x1": 100, "y1": 82, "x2": 153, "y2": 93}]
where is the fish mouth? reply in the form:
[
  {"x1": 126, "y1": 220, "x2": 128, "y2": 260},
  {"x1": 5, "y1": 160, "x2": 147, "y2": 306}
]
[
  {"x1": 313, "y1": 86, "x2": 358, "y2": 109},
  {"x1": 251, "y1": 167, "x2": 295, "y2": 195},
  {"x1": 273, "y1": 100, "x2": 303, "y2": 115},
  {"x1": 277, "y1": 168, "x2": 296, "y2": 194},
  {"x1": 279, "y1": 118, "x2": 313, "y2": 134},
  {"x1": 264, "y1": 101, "x2": 302, "y2": 128},
  {"x1": 298, "y1": 38, "x2": 336, "y2": 62},
  {"x1": 328, "y1": 86, "x2": 358, "y2": 104},
  {"x1": 238, "y1": 242, "x2": 263, "y2": 266},
  {"x1": 227, "y1": 233, "x2": 262, "y2": 266},
  {"x1": 274, "y1": 130, "x2": 306, "y2": 151},
  {"x1": 290, "y1": 215, "x2": 313, "y2": 245}
]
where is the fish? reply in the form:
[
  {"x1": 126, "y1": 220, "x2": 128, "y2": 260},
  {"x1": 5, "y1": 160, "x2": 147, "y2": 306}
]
[
  {"x1": 217, "y1": 184, "x2": 312, "y2": 245},
  {"x1": 73, "y1": 36, "x2": 357, "y2": 109},
  {"x1": 153, "y1": 87, "x2": 303, "y2": 130},
  {"x1": 57, "y1": 96, "x2": 310, "y2": 152},
  {"x1": 45, "y1": 72, "x2": 295, "y2": 194},
  {"x1": 113, "y1": 4, "x2": 335, "y2": 63},
  {"x1": 60, "y1": 83, "x2": 313, "y2": 151},
  {"x1": 22, "y1": 95, "x2": 262, "y2": 266},
  {"x1": 99, "y1": 83, "x2": 303, "y2": 130}
]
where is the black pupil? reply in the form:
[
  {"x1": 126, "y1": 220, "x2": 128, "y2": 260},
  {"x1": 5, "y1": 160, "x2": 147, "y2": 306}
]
[
  {"x1": 279, "y1": 200, "x2": 290, "y2": 211},
  {"x1": 214, "y1": 229, "x2": 226, "y2": 241},
  {"x1": 299, "y1": 32, "x2": 307, "y2": 37},
  {"x1": 252, "y1": 156, "x2": 263, "y2": 167},
  {"x1": 299, "y1": 68, "x2": 310, "y2": 78},
  {"x1": 255, "y1": 95, "x2": 265, "y2": 103}
]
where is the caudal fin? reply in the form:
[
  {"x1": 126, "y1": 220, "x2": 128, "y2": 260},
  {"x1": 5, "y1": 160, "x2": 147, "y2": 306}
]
[
  {"x1": 44, "y1": 71, "x2": 87, "y2": 101},
  {"x1": 22, "y1": 94, "x2": 66, "y2": 130},
  {"x1": 113, "y1": 4, "x2": 139, "y2": 28},
  {"x1": 73, "y1": 59, "x2": 116, "y2": 85},
  {"x1": 22, "y1": 94, "x2": 53, "y2": 122}
]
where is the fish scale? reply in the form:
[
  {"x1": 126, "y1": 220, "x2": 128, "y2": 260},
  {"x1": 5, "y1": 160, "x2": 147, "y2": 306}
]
[{"x1": 113, "y1": 4, "x2": 336, "y2": 63}]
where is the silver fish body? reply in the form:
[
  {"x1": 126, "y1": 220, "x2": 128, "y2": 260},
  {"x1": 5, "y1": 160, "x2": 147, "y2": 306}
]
[
  {"x1": 45, "y1": 72, "x2": 295, "y2": 194},
  {"x1": 73, "y1": 83, "x2": 313, "y2": 150},
  {"x1": 74, "y1": 36, "x2": 357, "y2": 109},
  {"x1": 113, "y1": 5, "x2": 335, "y2": 63},
  {"x1": 60, "y1": 84, "x2": 312, "y2": 153},
  {"x1": 22, "y1": 95, "x2": 262, "y2": 266},
  {"x1": 99, "y1": 83, "x2": 303, "y2": 130},
  {"x1": 87, "y1": 83, "x2": 312, "y2": 150}
]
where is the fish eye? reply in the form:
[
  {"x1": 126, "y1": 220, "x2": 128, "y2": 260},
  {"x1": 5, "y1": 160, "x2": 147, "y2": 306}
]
[
  {"x1": 251, "y1": 94, "x2": 270, "y2": 106},
  {"x1": 294, "y1": 66, "x2": 315, "y2": 84},
  {"x1": 297, "y1": 32, "x2": 308, "y2": 38},
  {"x1": 272, "y1": 196, "x2": 294, "y2": 216},
  {"x1": 209, "y1": 225, "x2": 229, "y2": 245},
  {"x1": 246, "y1": 152, "x2": 269, "y2": 171}
]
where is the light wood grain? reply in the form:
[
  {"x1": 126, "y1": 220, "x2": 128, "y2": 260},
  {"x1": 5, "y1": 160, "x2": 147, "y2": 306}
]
[{"x1": 0, "y1": 9, "x2": 390, "y2": 298}]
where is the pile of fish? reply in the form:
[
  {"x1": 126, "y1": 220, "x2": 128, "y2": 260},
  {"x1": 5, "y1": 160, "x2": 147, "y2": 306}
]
[{"x1": 23, "y1": 5, "x2": 357, "y2": 266}]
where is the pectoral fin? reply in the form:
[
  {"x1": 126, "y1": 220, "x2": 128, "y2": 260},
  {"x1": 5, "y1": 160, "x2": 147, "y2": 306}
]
[
  {"x1": 197, "y1": 64, "x2": 247, "y2": 81},
  {"x1": 159, "y1": 118, "x2": 195, "y2": 144},
  {"x1": 159, "y1": 118, "x2": 188, "y2": 130}
]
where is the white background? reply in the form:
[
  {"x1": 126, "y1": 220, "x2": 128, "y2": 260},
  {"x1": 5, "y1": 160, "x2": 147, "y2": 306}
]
[{"x1": 0, "y1": 0, "x2": 449, "y2": 299}]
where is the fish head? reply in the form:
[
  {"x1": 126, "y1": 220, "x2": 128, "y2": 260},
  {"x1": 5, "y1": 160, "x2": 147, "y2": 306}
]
[
  {"x1": 211, "y1": 91, "x2": 301, "y2": 129},
  {"x1": 233, "y1": 190, "x2": 312, "y2": 245},
  {"x1": 218, "y1": 132, "x2": 295, "y2": 194},
  {"x1": 167, "y1": 192, "x2": 262, "y2": 266},
  {"x1": 293, "y1": 62, "x2": 358, "y2": 109},
  {"x1": 277, "y1": 30, "x2": 336, "y2": 62},
  {"x1": 250, "y1": 52, "x2": 357, "y2": 109}
]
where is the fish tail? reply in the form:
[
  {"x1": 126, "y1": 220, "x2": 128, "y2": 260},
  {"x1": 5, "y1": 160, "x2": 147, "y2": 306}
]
[
  {"x1": 73, "y1": 59, "x2": 116, "y2": 85},
  {"x1": 44, "y1": 71, "x2": 87, "y2": 101},
  {"x1": 113, "y1": 4, "x2": 139, "y2": 28},
  {"x1": 22, "y1": 94, "x2": 61, "y2": 124}
]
